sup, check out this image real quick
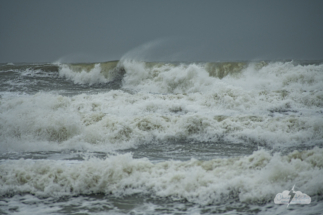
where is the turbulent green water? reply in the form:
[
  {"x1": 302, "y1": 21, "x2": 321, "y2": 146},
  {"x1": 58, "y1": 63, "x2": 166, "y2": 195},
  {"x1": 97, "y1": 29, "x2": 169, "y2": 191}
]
[{"x1": 0, "y1": 60, "x2": 323, "y2": 214}]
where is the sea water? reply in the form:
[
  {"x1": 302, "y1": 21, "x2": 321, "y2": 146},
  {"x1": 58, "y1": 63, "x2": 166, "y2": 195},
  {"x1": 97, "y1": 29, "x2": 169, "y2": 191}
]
[{"x1": 0, "y1": 60, "x2": 322, "y2": 214}]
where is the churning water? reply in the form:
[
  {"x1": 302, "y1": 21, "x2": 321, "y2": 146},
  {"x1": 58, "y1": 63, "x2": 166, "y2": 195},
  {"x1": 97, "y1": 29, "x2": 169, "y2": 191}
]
[{"x1": 0, "y1": 60, "x2": 323, "y2": 214}]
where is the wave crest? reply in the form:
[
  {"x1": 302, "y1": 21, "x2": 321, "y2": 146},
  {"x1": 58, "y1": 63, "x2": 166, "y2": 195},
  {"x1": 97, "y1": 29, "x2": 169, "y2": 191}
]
[{"x1": 1, "y1": 148, "x2": 322, "y2": 205}]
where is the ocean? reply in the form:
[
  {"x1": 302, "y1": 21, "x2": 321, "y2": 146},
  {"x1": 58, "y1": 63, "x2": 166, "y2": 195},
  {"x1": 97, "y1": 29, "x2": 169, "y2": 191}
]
[{"x1": 0, "y1": 60, "x2": 322, "y2": 214}]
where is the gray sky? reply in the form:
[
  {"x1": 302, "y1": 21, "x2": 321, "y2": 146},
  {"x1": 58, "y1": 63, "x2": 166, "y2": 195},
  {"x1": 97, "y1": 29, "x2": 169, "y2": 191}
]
[{"x1": 1, "y1": 0, "x2": 323, "y2": 63}]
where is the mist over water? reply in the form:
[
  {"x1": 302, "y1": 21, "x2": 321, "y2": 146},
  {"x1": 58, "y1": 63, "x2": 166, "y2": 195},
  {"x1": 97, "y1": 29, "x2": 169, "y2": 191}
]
[
  {"x1": 0, "y1": 59, "x2": 323, "y2": 214},
  {"x1": 120, "y1": 38, "x2": 211, "y2": 63}
]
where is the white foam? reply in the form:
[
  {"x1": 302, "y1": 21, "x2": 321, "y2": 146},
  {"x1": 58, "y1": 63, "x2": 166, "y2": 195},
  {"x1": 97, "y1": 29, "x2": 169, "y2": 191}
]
[
  {"x1": 121, "y1": 61, "x2": 323, "y2": 94},
  {"x1": 0, "y1": 61, "x2": 322, "y2": 152},
  {"x1": 121, "y1": 61, "x2": 213, "y2": 94},
  {"x1": 1, "y1": 148, "x2": 322, "y2": 205},
  {"x1": 0, "y1": 89, "x2": 322, "y2": 152},
  {"x1": 1, "y1": 60, "x2": 322, "y2": 215},
  {"x1": 59, "y1": 63, "x2": 109, "y2": 85}
]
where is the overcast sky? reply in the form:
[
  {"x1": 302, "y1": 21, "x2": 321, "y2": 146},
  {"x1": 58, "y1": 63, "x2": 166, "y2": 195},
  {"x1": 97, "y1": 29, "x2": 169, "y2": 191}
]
[{"x1": 1, "y1": 0, "x2": 323, "y2": 63}]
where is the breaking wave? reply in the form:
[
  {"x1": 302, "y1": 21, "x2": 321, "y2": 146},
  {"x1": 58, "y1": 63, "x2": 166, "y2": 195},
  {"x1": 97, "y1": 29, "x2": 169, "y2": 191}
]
[
  {"x1": 58, "y1": 61, "x2": 122, "y2": 85},
  {"x1": 1, "y1": 59, "x2": 323, "y2": 214},
  {"x1": 0, "y1": 91, "x2": 322, "y2": 152},
  {"x1": 1, "y1": 148, "x2": 323, "y2": 205},
  {"x1": 0, "y1": 60, "x2": 322, "y2": 151}
]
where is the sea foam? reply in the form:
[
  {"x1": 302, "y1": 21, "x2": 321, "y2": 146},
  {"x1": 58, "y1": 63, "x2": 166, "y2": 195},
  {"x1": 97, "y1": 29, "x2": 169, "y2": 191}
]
[
  {"x1": 0, "y1": 91, "x2": 322, "y2": 152},
  {"x1": 1, "y1": 148, "x2": 322, "y2": 205},
  {"x1": 1, "y1": 61, "x2": 322, "y2": 151}
]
